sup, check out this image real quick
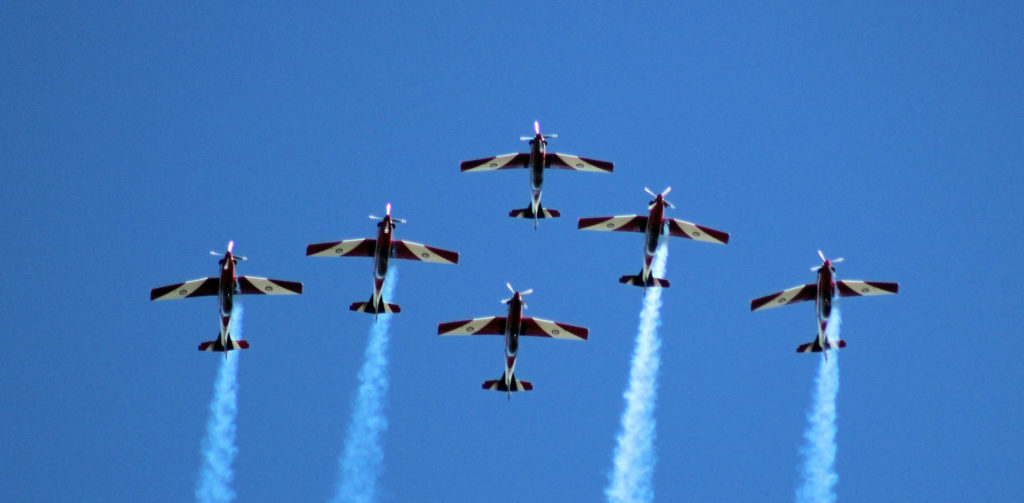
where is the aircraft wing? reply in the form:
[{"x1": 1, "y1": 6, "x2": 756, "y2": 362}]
[
  {"x1": 546, "y1": 153, "x2": 614, "y2": 173},
  {"x1": 237, "y1": 276, "x2": 303, "y2": 295},
  {"x1": 520, "y1": 317, "x2": 589, "y2": 340},
  {"x1": 460, "y1": 153, "x2": 530, "y2": 172},
  {"x1": 750, "y1": 283, "x2": 817, "y2": 311},
  {"x1": 666, "y1": 218, "x2": 730, "y2": 244},
  {"x1": 837, "y1": 280, "x2": 899, "y2": 297},
  {"x1": 438, "y1": 316, "x2": 507, "y2": 336},
  {"x1": 391, "y1": 240, "x2": 459, "y2": 264},
  {"x1": 577, "y1": 215, "x2": 648, "y2": 233},
  {"x1": 150, "y1": 277, "x2": 219, "y2": 301},
  {"x1": 306, "y1": 238, "x2": 377, "y2": 257}
]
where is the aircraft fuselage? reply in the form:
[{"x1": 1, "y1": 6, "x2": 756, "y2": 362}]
[
  {"x1": 503, "y1": 292, "x2": 524, "y2": 389},
  {"x1": 527, "y1": 135, "x2": 547, "y2": 209},
  {"x1": 815, "y1": 261, "x2": 836, "y2": 347},
  {"x1": 641, "y1": 196, "x2": 668, "y2": 281},
  {"x1": 217, "y1": 251, "x2": 237, "y2": 349},
  {"x1": 372, "y1": 215, "x2": 394, "y2": 307}
]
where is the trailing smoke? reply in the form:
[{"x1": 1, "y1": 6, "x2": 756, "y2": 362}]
[
  {"x1": 796, "y1": 309, "x2": 841, "y2": 503},
  {"x1": 196, "y1": 304, "x2": 243, "y2": 503},
  {"x1": 331, "y1": 269, "x2": 399, "y2": 503},
  {"x1": 606, "y1": 245, "x2": 669, "y2": 503}
]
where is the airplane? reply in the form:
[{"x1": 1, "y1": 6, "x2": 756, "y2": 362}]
[
  {"x1": 577, "y1": 187, "x2": 729, "y2": 288},
  {"x1": 750, "y1": 250, "x2": 899, "y2": 356},
  {"x1": 460, "y1": 121, "x2": 614, "y2": 228},
  {"x1": 437, "y1": 284, "x2": 588, "y2": 399},
  {"x1": 306, "y1": 203, "x2": 459, "y2": 318},
  {"x1": 150, "y1": 240, "x2": 303, "y2": 355}
]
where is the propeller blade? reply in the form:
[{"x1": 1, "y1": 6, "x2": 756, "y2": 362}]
[
  {"x1": 227, "y1": 240, "x2": 234, "y2": 253},
  {"x1": 834, "y1": 257, "x2": 845, "y2": 264},
  {"x1": 521, "y1": 288, "x2": 534, "y2": 296},
  {"x1": 394, "y1": 218, "x2": 407, "y2": 224},
  {"x1": 534, "y1": 120, "x2": 540, "y2": 135},
  {"x1": 644, "y1": 187, "x2": 656, "y2": 197},
  {"x1": 664, "y1": 199, "x2": 676, "y2": 209},
  {"x1": 662, "y1": 186, "x2": 672, "y2": 197},
  {"x1": 386, "y1": 203, "x2": 391, "y2": 216},
  {"x1": 811, "y1": 266, "x2": 821, "y2": 272},
  {"x1": 369, "y1": 215, "x2": 381, "y2": 220},
  {"x1": 506, "y1": 282, "x2": 515, "y2": 294},
  {"x1": 210, "y1": 251, "x2": 220, "y2": 256},
  {"x1": 500, "y1": 298, "x2": 510, "y2": 305},
  {"x1": 818, "y1": 249, "x2": 826, "y2": 262}
]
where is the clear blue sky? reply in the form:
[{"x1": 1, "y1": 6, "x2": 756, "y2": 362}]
[{"x1": 2, "y1": 2, "x2": 1021, "y2": 502}]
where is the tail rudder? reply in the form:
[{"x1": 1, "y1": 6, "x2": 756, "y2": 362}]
[
  {"x1": 482, "y1": 373, "x2": 533, "y2": 393},
  {"x1": 349, "y1": 296, "x2": 401, "y2": 315},
  {"x1": 509, "y1": 205, "x2": 560, "y2": 220},
  {"x1": 618, "y1": 274, "x2": 670, "y2": 288},
  {"x1": 198, "y1": 337, "x2": 249, "y2": 352},
  {"x1": 796, "y1": 337, "x2": 846, "y2": 353}
]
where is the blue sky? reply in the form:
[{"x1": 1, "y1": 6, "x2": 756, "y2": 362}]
[{"x1": 1, "y1": 2, "x2": 1021, "y2": 501}]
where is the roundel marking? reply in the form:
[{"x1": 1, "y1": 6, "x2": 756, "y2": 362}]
[
  {"x1": 606, "y1": 223, "x2": 615, "y2": 228},
  {"x1": 466, "y1": 326, "x2": 475, "y2": 332},
  {"x1": 179, "y1": 289, "x2": 188, "y2": 295},
  {"x1": 693, "y1": 231, "x2": 702, "y2": 237},
  {"x1": 861, "y1": 287, "x2": 869, "y2": 293},
  {"x1": 778, "y1": 297, "x2": 787, "y2": 303},
  {"x1": 489, "y1": 163, "x2": 498, "y2": 167},
  {"x1": 552, "y1": 329, "x2": 560, "y2": 335},
  {"x1": 421, "y1": 252, "x2": 429, "y2": 258},
  {"x1": 335, "y1": 248, "x2": 344, "y2": 254},
  {"x1": 575, "y1": 163, "x2": 584, "y2": 168},
  {"x1": 265, "y1": 286, "x2": 273, "y2": 292}
]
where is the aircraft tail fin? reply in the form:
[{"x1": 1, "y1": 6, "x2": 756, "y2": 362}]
[
  {"x1": 509, "y1": 205, "x2": 560, "y2": 220},
  {"x1": 619, "y1": 274, "x2": 670, "y2": 288},
  {"x1": 482, "y1": 373, "x2": 533, "y2": 392},
  {"x1": 349, "y1": 297, "x2": 401, "y2": 315},
  {"x1": 198, "y1": 337, "x2": 249, "y2": 352},
  {"x1": 796, "y1": 337, "x2": 846, "y2": 353}
]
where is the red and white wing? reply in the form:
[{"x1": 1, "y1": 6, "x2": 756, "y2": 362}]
[
  {"x1": 237, "y1": 276, "x2": 303, "y2": 295},
  {"x1": 460, "y1": 153, "x2": 530, "y2": 172},
  {"x1": 546, "y1": 153, "x2": 614, "y2": 173},
  {"x1": 150, "y1": 277, "x2": 219, "y2": 301},
  {"x1": 306, "y1": 238, "x2": 376, "y2": 257},
  {"x1": 577, "y1": 215, "x2": 648, "y2": 233},
  {"x1": 837, "y1": 280, "x2": 899, "y2": 297},
  {"x1": 437, "y1": 316, "x2": 507, "y2": 336},
  {"x1": 666, "y1": 218, "x2": 730, "y2": 245},
  {"x1": 750, "y1": 283, "x2": 817, "y2": 311},
  {"x1": 520, "y1": 317, "x2": 589, "y2": 340},
  {"x1": 392, "y1": 240, "x2": 459, "y2": 264}
]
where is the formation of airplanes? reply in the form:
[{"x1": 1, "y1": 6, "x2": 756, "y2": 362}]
[{"x1": 150, "y1": 122, "x2": 900, "y2": 395}]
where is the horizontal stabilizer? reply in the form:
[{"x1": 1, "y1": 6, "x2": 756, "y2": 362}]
[
  {"x1": 482, "y1": 375, "x2": 533, "y2": 392},
  {"x1": 198, "y1": 338, "x2": 249, "y2": 352},
  {"x1": 350, "y1": 300, "x2": 401, "y2": 315},
  {"x1": 797, "y1": 338, "x2": 846, "y2": 353},
  {"x1": 619, "y1": 274, "x2": 670, "y2": 288},
  {"x1": 509, "y1": 206, "x2": 560, "y2": 219}
]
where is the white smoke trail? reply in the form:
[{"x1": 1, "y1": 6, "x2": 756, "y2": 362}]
[
  {"x1": 331, "y1": 269, "x2": 399, "y2": 503},
  {"x1": 796, "y1": 308, "x2": 841, "y2": 503},
  {"x1": 196, "y1": 304, "x2": 243, "y2": 503},
  {"x1": 606, "y1": 244, "x2": 669, "y2": 503}
]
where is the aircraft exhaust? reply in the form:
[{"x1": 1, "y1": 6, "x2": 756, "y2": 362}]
[
  {"x1": 796, "y1": 309, "x2": 841, "y2": 503},
  {"x1": 606, "y1": 244, "x2": 668, "y2": 503},
  {"x1": 331, "y1": 269, "x2": 398, "y2": 503},
  {"x1": 196, "y1": 304, "x2": 243, "y2": 503}
]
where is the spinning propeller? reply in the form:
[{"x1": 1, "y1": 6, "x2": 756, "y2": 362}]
[
  {"x1": 211, "y1": 240, "x2": 247, "y2": 262},
  {"x1": 369, "y1": 203, "x2": 406, "y2": 224},
  {"x1": 521, "y1": 120, "x2": 558, "y2": 142},
  {"x1": 500, "y1": 282, "x2": 533, "y2": 309},
  {"x1": 811, "y1": 249, "x2": 843, "y2": 272},
  {"x1": 645, "y1": 186, "x2": 675, "y2": 209}
]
